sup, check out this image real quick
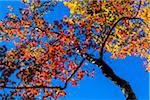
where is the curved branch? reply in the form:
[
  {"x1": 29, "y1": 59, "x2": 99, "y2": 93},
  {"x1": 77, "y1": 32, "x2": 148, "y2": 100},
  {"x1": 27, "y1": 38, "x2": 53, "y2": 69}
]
[
  {"x1": 99, "y1": 0, "x2": 148, "y2": 59},
  {"x1": 100, "y1": 17, "x2": 141, "y2": 58}
]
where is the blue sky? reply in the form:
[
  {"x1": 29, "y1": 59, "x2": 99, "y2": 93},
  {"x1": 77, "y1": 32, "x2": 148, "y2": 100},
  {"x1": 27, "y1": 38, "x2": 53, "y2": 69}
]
[{"x1": 0, "y1": 1, "x2": 149, "y2": 100}]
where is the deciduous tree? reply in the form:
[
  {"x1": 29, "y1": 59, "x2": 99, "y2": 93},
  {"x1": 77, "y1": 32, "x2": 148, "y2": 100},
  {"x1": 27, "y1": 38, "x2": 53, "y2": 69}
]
[{"x1": 0, "y1": 0, "x2": 149, "y2": 99}]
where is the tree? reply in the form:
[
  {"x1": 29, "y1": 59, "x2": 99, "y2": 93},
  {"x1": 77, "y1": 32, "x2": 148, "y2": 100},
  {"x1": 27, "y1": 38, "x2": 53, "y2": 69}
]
[{"x1": 0, "y1": 0, "x2": 149, "y2": 99}]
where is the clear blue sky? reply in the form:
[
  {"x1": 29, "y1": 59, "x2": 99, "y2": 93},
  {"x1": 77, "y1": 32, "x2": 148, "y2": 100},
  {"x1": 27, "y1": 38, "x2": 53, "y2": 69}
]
[{"x1": 0, "y1": 1, "x2": 149, "y2": 100}]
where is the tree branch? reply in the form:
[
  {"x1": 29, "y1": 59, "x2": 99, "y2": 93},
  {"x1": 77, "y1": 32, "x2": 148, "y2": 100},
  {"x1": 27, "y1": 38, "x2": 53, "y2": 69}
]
[
  {"x1": 0, "y1": 85, "x2": 62, "y2": 90},
  {"x1": 0, "y1": 58, "x2": 85, "y2": 91},
  {"x1": 61, "y1": 58, "x2": 85, "y2": 90},
  {"x1": 76, "y1": 48, "x2": 136, "y2": 99},
  {"x1": 100, "y1": 17, "x2": 141, "y2": 58}
]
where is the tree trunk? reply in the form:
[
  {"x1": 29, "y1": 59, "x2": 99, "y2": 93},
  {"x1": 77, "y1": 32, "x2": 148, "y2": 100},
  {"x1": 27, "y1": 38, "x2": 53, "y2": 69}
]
[
  {"x1": 98, "y1": 59, "x2": 137, "y2": 100},
  {"x1": 76, "y1": 50, "x2": 137, "y2": 99}
]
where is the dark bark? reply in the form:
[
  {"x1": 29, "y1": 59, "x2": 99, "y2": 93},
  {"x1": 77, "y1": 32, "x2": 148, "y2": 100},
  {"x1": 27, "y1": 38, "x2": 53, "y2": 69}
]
[
  {"x1": 76, "y1": 48, "x2": 137, "y2": 99},
  {"x1": 76, "y1": 50, "x2": 137, "y2": 99},
  {"x1": 98, "y1": 59, "x2": 137, "y2": 100},
  {"x1": 76, "y1": 50, "x2": 136, "y2": 99}
]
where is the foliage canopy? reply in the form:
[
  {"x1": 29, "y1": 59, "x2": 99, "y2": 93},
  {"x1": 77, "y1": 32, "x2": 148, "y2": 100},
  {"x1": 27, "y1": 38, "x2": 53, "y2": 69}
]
[{"x1": 0, "y1": 0, "x2": 149, "y2": 99}]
